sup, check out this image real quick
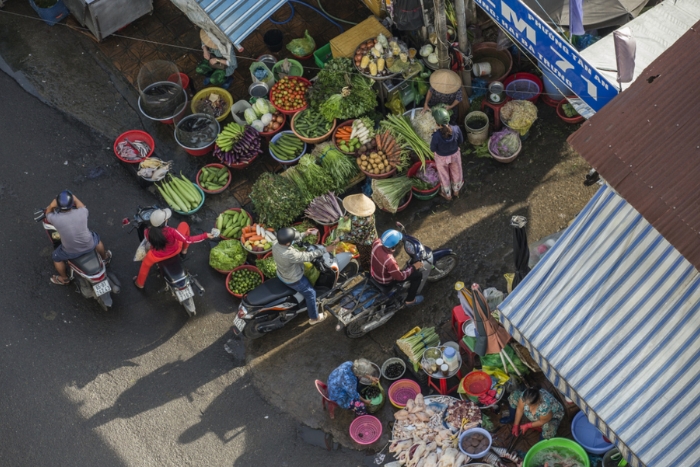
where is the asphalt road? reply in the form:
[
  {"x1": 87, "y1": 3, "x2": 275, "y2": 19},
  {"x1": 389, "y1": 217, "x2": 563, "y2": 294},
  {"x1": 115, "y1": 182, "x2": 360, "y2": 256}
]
[{"x1": 0, "y1": 70, "x2": 365, "y2": 466}]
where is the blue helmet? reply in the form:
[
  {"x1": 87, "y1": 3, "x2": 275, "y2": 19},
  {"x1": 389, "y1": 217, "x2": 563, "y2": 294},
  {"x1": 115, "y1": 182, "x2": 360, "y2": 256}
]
[
  {"x1": 56, "y1": 190, "x2": 74, "y2": 211},
  {"x1": 381, "y1": 229, "x2": 403, "y2": 248}
]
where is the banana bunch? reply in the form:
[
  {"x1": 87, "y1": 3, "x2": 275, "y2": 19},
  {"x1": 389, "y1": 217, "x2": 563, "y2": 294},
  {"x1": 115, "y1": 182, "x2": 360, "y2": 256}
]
[{"x1": 215, "y1": 123, "x2": 244, "y2": 151}]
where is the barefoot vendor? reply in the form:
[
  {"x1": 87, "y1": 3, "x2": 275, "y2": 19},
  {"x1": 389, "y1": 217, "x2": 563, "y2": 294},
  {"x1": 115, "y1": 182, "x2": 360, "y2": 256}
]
[
  {"x1": 422, "y1": 69, "x2": 463, "y2": 124},
  {"x1": 327, "y1": 358, "x2": 379, "y2": 416}
]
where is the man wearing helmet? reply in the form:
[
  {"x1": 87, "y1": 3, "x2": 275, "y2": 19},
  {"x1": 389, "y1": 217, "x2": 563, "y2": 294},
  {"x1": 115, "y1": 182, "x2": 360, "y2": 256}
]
[
  {"x1": 272, "y1": 227, "x2": 337, "y2": 325},
  {"x1": 370, "y1": 230, "x2": 424, "y2": 306},
  {"x1": 45, "y1": 190, "x2": 111, "y2": 285}
]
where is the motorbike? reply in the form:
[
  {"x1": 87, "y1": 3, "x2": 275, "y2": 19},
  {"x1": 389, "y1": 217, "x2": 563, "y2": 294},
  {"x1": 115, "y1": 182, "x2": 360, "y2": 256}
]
[
  {"x1": 34, "y1": 210, "x2": 121, "y2": 310},
  {"x1": 123, "y1": 205, "x2": 205, "y2": 317},
  {"x1": 232, "y1": 241, "x2": 360, "y2": 339},
  {"x1": 320, "y1": 222, "x2": 458, "y2": 338}
]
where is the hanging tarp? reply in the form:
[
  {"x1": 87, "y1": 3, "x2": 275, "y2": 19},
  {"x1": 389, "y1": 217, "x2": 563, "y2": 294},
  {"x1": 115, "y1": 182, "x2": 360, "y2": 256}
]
[
  {"x1": 498, "y1": 184, "x2": 700, "y2": 467},
  {"x1": 521, "y1": 0, "x2": 649, "y2": 32}
]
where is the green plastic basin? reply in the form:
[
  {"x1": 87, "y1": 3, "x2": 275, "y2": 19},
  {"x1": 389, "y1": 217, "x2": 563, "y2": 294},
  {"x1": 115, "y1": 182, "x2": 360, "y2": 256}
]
[{"x1": 523, "y1": 438, "x2": 590, "y2": 467}]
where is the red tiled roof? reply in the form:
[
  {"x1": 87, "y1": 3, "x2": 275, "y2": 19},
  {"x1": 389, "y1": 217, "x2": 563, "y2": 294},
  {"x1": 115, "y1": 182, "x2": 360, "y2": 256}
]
[{"x1": 567, "y1": 23, "x2": 700, "y2": 270}]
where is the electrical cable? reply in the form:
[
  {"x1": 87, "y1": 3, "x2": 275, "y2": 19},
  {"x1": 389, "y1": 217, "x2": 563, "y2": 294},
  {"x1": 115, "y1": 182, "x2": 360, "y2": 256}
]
[
  {"x1": 268, "y1": 2, "x2": 295, "y2": 25},
  {"x1": 287, "y1": 0, "x2": 344, "y2": 33},
  {"x1": 316, "y1": 0, "x2": 357, "y2": 26}
]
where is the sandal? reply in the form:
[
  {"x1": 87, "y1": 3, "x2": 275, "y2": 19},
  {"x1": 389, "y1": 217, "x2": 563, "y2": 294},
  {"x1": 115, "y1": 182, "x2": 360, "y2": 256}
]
[
  {"x1": 133, "y1": 276, "x2": 144, "y2": 289},
  {"x1": 50, "y1": 275, "x2": 70, "y2": 286},
  {"x1": 439, "y1": 191, "x2": 452, "y2": 201}
]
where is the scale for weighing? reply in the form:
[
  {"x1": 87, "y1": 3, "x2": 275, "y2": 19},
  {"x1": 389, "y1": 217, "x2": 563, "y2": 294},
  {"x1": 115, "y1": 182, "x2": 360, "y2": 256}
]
[{"x1": 488, "y1": 81, "x2": 506, "y2": 104}]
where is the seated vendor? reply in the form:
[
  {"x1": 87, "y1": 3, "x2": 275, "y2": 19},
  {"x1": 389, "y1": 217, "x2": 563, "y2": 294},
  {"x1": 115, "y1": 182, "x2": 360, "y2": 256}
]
[
  {"x1": 502, "y1": 385, "x2": 564, "y2": 439},
  {"x1": 327, "y1": 359, "x2": 378, "y2": 416}
]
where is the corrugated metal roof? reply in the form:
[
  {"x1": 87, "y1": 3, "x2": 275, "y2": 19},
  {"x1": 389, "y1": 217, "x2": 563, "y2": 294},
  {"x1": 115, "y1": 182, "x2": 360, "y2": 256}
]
[
  {"x1": 567, "y1": 22, "x2": 700, "y2": 271},
  {"x1": 196, "y1": 0, "x2": 288, "y2": 48}
]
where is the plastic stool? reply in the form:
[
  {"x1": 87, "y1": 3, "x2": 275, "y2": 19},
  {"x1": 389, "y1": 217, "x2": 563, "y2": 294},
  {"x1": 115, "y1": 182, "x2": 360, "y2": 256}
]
[
  {"x1": 451, "y1": 305, "x2": 470, "y2": 340},
  {"x1": 315, "y1": 380, "x2": 339, "y2": 419},
  {"x1": 481, "y1": 99, "x2": 506, "y2": 131}
]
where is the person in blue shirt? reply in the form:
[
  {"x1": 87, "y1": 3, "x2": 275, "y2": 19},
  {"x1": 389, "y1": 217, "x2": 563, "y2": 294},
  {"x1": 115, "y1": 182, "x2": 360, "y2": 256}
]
[
  {"x1": 429, "y1": 107, "x2": 464, "y2": 201},
  {"x1": 327, "y1": 359, "x2": 378, "y2": 416}
]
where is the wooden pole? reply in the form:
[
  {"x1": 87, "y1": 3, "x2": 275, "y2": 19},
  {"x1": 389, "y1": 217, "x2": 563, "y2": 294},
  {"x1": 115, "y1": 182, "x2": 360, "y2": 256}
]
[{"x1": 433, "y1": 0, "x2": 450, "y2": 69}]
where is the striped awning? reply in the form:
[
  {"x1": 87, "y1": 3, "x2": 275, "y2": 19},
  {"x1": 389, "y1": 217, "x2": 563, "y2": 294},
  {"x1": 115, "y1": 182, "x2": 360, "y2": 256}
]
[
  {"x1": 498, "y1": 184, "x2": 700, "y2": 467},
  {"x1": 196, "y1": 0, "x2": 288, "y2": 48}
]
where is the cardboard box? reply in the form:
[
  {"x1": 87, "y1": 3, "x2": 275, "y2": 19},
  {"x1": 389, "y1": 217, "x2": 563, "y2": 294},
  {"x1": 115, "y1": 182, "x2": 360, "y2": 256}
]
[{"x1": 330, "y1": 16, "x2": 391, "y2": 58}]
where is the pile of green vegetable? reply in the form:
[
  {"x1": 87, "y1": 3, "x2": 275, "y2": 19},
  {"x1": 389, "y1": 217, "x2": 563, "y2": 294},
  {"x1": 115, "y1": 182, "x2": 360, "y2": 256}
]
[
  {"x1": 293, "y1": 109, "x2": 332, "y2": 138},
  {"x1": 306, "y1": 58, "x2": 377, "y2": 122},
  {"x1": 255, "y1": 256, "x2": 277, "y2": 279},
  {"x1": 216, "y1": 208, "x2": 252, "y2": 239},
  {"x1": 249, "y1": 173, "x2": 306, "y2": 230},
  {"x1": 371, "y1": 176, "x2": 413, "y2": 213},
  {"x1": 244, "y1": 98, "x2": 277, "y2": 133},
  {"x1": 298, "y1": 154, "x2": 334, "y2": 199},
  {"x1": 321, "y1": 148, "x2": 359, "y2": 192},
  {"x1": 396, "y1": 327, "x2": 440, "y2": 364},
  {"x1": 209, "y1": 239, "x2": 246, "y2": 271},
  {"x1": 198, "y1": 165, "x2": 229, "y2": 191},
  {"x1": 228, "y1": 268, "x2": 262, "y2": 295},
  {"x1": 270, "y1": 133, "x2": 304, "y2": 162},
  {"x1": 562, "y1": 103, "x2": 580, "y2": 118},
  {"x1": 156, "y1": 174, "x2": 203, "y2": 213},
  {"x1": 381, "y1": 115, "x2": 432, "y2": 168}
]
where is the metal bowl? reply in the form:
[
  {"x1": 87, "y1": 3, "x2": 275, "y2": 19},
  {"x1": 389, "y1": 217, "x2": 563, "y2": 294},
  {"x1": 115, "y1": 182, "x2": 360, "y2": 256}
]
[{"x1": 248, "y1": 81, "x2": 269, "y2": 99}]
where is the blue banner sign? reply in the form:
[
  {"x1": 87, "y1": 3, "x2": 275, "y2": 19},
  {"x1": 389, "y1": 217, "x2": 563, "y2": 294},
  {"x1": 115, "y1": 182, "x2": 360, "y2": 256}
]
[{"x1": 474, "y1": 0, "x2": 618, "y2": 111}]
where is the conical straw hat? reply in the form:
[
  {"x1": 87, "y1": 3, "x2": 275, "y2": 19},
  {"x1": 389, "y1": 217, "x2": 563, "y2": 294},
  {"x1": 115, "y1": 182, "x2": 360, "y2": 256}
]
[
  {"x1": 343, "y1": 194, "x2": 376, "y2": 217},
  {"x1": 429, "y1": 69, "x2": 462, "y2": 94},
  {"x1": 200, "y1": 29, "x2": 216, "y2": 49}
]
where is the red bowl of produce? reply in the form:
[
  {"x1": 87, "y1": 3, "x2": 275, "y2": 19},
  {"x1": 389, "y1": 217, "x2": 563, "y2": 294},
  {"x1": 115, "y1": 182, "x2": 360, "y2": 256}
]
[
  {"x1": 407, "y1": 161, "x2": 440, "y2": 197},
  {"x1": 114, "y1": 130, "x2": 155, "y2": 163},
  {"x1": 196, "y1": 163, "x2": 231, "y2": 194},
  {"x1": 258, "y1": 112, "x2": 287, "y2": 138},
  {"x1": 219, "y1": 208, "x2": 254, "y2": 240},
  {"x1": 269, "y1": 76, "x2": 311, "y2": 115},
  {"x1": 556, "y1": 99, "x2": 585, "y2": 124},
  {"x1": 378, "y1": 191, "x2": 412, "y2": 213},
  {"x1": 331, "y1": 119, "x2": 357, "y2": 155},
  {"x1": 359, "y1": 165, "x2": 397, "y2": 180},
  {"x1": 214, "y1": 143, "x2": 260, "y2": 170},
  {"x1": 226, "y1": 265, "x2": 264, "y2": 299}
]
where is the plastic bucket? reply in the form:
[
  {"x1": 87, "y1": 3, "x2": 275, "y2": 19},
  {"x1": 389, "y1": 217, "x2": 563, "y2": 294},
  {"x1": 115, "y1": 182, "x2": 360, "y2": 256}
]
[
  {"x1": 458, "y1": 428, "x2": 492, "y2": 458},
  {"x1": 137, "y1": 85, "x2": 188, "y2": 125},
  {"x1": 540, "y1": 64, "x2": 568, "y2": 101},
  {"x1": 472, "y1": 62, "x2": 492, "y2": 77},
  {"x1": 168, "y1": 73, "x2": 189, "y2": 90},
  {"x1": 571, "y1": 412, "x2": 615, "y2": 455},
  {"x1": 29, "y1": 0, "x2": 70, "y2": 26},
  {"x1": 523, "y1": 438, "x2": 590, "y2": 467},
  {"x1": 174, "y1": 114, "x2": 219, "y2": 156},
  {"x1": 263, "y1": 29, "x2": 284, "y2": 53},
  {"x1": 464, "y1": 111, "x2": 489, "y2": 145}
]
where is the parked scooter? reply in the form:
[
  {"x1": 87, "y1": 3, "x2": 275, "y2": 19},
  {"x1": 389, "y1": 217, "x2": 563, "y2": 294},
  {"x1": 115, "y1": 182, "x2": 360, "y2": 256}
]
[
  {"x1": 34, "y1": 210, "x2": 120, "y2": 310},
  {"x1": 232, "y1": 241, "x2": 360, "y2": 339},
  {"x1": 123, "y1": 206, "x2": 205, "y2": 317},
  {"x1": 321, "y1": 222, "x2": 458, "y2": 338}
]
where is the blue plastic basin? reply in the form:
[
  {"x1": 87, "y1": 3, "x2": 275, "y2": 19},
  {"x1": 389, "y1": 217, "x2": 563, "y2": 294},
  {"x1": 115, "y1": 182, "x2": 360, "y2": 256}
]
[{"x1": 571, "y1": 411, "x2": 614, "y2": 455}]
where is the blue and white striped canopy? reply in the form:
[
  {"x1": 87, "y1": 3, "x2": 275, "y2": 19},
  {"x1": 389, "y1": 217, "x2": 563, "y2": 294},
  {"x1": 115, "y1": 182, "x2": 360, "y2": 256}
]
[{"x1": 498, "y1": 184, "x2": 700, "y2": 467}]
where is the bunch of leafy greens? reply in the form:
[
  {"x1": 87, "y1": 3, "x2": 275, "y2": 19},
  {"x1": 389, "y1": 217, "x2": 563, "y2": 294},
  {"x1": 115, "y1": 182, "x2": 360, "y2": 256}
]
[
  {"x1": 319, "y1": 74, "x2": 377, "y2": 121},
  {"x1": 209, "y1": 239, "x2": 246, "y2": 271},
  {"x1": 306, "y1": 58, "x2": 354, "y2": 111},
  {"x1": 297, "y1": 154, "x2": 335, "y2": 198},
  {"x1": 250, "y1": 172, "x2": 306, "y2": 229},
  {"x1": 255, "y1": 256, "x2": 277, "y2": 279}
]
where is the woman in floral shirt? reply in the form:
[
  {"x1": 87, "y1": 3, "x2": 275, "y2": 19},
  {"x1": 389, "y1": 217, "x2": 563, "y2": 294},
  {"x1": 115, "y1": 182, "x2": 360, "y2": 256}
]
[
  {"x1": 327, "y1": 359, "x2": 378, "y2": 416},
  {"x1": 503, "y1": 386, "x2": 565, "y2": 439}
]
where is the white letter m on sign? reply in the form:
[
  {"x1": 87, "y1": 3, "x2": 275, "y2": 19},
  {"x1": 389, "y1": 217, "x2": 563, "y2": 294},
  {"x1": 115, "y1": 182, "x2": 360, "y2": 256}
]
[{"x1": 501, "y1": 2, "x2": 536, "y2": 44}]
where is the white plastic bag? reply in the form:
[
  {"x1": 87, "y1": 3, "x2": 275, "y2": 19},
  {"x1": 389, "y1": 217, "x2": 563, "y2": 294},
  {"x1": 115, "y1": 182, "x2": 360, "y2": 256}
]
[
  {"x1": 483, "y1": 287, "x2": 505, "y2": 310},
  {"x1": 133, "y1": 238, "x2": 151, "y2": 262}
]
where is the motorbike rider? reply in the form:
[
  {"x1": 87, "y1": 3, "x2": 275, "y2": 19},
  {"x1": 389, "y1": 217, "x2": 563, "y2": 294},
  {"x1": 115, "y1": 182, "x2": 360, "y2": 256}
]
[
  {"x1": 272, "y1": 227, "x2": 336, "y2": 325},
  {"x1": 370, "y1": 229, "x2": 424, "y2": 306},
  {"x1": 134, "y1": 208, "x2": 214, "y2": 288},
  {"x1": 45, "y1": 190, "x2": 111, "y2": 286}
]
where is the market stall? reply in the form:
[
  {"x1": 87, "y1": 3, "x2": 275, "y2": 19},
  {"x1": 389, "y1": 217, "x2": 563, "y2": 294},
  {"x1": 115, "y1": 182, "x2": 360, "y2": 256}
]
[{"x1": 497, "y1": 184, "x2": 700, "y2": 467}]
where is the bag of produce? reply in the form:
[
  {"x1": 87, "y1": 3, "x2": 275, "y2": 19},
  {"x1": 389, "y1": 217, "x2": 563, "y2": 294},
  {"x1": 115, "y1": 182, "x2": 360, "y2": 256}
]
[
  {"x1": 196, "y1": 60, "x2": 214, "y2": 75},
  {"x1": 286, "y1": 30, "x2": 315, "y2": 57},
  {"x1": 209, "y1": 70, "x2": 226, "y2": 86},
  {"x1": 303, "y1": 262, "x2": 320, "y2": 285}
]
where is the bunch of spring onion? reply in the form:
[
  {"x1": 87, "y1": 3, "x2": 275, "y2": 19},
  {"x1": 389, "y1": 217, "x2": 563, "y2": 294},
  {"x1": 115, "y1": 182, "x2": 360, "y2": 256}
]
[
  {"x1": 397, "y1": 327, "x2": 440, "y2": 363},
  {"x1": 305, "y1": 192, "x2": 344, "y2": 224},
  {"x1": 371, "y1": 176, "x2": 413, "y2": 213},
  {"x1": 281, "y1": 165, "x2": 313, "y2": 204},
  {"x1": 320, "y1": 148, "x2": 359, "y2": 192},
  {"x1": 381, "y1": 114, "x2": 433, "y2": 167}
]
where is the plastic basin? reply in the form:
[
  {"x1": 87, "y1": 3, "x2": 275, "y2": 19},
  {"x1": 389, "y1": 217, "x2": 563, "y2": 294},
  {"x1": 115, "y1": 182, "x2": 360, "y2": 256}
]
[
  {"x1": 114, "y1": 130, "x2": 155, "y2": 163},
  {"x1": 571, "y1": 412, "x2": 614, "y2": 454},
  {"x1": 290, "y1": 112, "x2": 336, "y2": 144},
  {"x1": 388, "y1": 379, "x2": 420, "y2": 408},
  {"x1": 332, "y1": 119, "x2": 357, "y2": 155},
  {"x1": 269, "y1": 131, "x2": 306, "y2": 165},
  {"x1": 258, "y1": 112, "x2": 287, "y2": 139},
  {"x1": 557, "y1": 99, "x2": 585, "y2": 124},
  {"x1": 196, "y1": 163, "x2": 231, "y2": 194},
  {"x1": 219, "y1": 208, "x2": 254, "y2": 240},
  {"x1": 190, "y1": 87, "x2": 233, "y2": 123},
  {"x1": 137, "y1": 85, "x2": 188, "y2": 125},
  {"x1": 381, "y1": 357, "x2": 406, "y2": 381},
  {"x1": 167, "y1": 72, "x2": 189, "y2": 90},
  {"x1": 269, "y1": 76, "x2": 311, "y2": 116},
  {"x1": 523, "y1": 438, "x2": 590, "y2": 467},
  {"x1": 407, "y1": 161, "x2": 440, "y2": 199},
  {"x1": 458, "y1": 428, "x2": 492, "y2": 458},
  {"x1": 461, "y1": 371, "x2": 492, "y2": 397},
  {"x1": 503, "y1": 72, "x2": 543, "y2": 103},
  {"x1": 174, "y1": 113, "x2": 220, "y2": 156},
  {"x1": 272, "y1": 59, "x2": 304, "y2": 81},
  {"x1": 171, "y1": 184, "x2": 205, "y2": 215},
  {"x1": 226, "y1": 265, "x2": 264, "y2": 299},
  {"x1": 349, "y1": 415, "x2": 382, "y2": 445}
]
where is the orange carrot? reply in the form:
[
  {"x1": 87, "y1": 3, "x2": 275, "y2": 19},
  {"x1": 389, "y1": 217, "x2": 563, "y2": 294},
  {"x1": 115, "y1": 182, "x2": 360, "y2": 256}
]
[{"x1": 249, "y1": 235, "x2": 263, "y2": 241}]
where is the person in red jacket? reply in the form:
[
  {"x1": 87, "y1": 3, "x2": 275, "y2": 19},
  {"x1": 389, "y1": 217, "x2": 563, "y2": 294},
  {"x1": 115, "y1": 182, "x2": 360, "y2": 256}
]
[
  {"x1": 370, "y1": 229, "x2": 424, "y2": 306},
  {"x1": 134, "y1": 208, "x2": 214, "y2": 288}
]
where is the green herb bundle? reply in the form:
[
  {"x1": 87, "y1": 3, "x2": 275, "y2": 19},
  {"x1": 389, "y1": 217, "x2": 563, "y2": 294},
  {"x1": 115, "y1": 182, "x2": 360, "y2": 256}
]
[
  {"x1": 321, "y1": 148, "x2": 359, "y2": 192},
  {"x1": 396, "y1": 327, "x2": 440, "y2": 363},
  {"x1": 249, "y1": 173, "x2": 306, "y2": 229},
  {"x1": 297, "y1": 154, "x2": 335, "y2": 198},
  {"x1": 319, "y1": 75, "x2": 377, "y2": 121},
  {"x1": 306, "y1": 58, "x2": 354, "y2": 110},
  {"x1": 371, "y1": 176, "x2": 413, "y2": 213},
  {"x1": 255, "y1": 257, "x2": 277, "y2": 279},
  {"x1": 381, "y1": 115, "x2": 432, "y2": 167},
  {"x1": 281, "y1": 165, "x2": 313, "y2": 204}
]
